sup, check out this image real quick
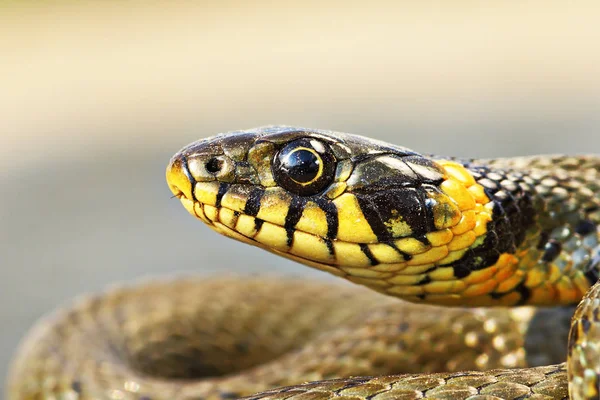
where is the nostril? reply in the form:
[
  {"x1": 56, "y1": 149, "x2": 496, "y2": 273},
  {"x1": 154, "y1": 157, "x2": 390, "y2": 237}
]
[{"x1": 205, "y1": 157, "x2": 223, "y2": 174}]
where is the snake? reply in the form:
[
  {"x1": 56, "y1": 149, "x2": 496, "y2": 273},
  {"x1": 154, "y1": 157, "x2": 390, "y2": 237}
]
[{"x1": 7, "y1": 126, "x2": 600, "y2": 400}]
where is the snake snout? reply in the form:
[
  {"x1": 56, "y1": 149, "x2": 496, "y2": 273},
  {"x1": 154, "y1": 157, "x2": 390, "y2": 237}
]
[{"x1": 166, "y1": 154, "x2": 195, "y2": 201}]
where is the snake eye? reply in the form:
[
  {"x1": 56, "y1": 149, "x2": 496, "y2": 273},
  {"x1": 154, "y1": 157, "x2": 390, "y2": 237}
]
[
  {"x1": 273, "y1": 139, "x2": 336, "y2": 196},
  {"x1": 281, "y1": 149, "x2": 320, "y2": 183}
]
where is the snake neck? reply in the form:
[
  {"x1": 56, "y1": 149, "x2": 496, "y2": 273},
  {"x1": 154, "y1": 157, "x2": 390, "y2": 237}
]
[{"x1": 454, "y1": 155, "x2": 600, "y2": 306}]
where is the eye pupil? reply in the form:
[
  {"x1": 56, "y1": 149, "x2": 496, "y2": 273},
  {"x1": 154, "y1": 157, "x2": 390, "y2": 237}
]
[
  {"x1": 205, "y1": 158, "x2": 222, "y2": 173},
  {"x1": 272, "y1": 138, "x2": 336, "y2": 196},
  {"x1": 283, "y1": 150, "x2": 320, "y2": 183}
]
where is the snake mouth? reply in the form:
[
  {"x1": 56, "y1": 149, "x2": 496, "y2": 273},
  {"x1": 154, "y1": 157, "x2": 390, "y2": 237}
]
[
  {"x1": 174, "y1": 191, "x2": 353, "y2": 278},
  {"x1": 166, "y1": 153, "x2": 342, "y2": 274},
  {"x1": 166, "y1": 152, "x2": 350, "y2": 275}
]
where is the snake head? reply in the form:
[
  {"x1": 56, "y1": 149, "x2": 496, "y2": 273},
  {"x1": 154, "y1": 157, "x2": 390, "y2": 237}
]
[{"x1": 167, "y1": 126, "x2": 500, "y2": 304}]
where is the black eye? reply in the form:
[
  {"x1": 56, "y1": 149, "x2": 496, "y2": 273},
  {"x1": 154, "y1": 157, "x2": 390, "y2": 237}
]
[
  {"x1": 273, "y1": 139, "x2": 336, "y2": 196},
  {"x1": 281, "y1": 149, "x2": 321, "y2": 183}
]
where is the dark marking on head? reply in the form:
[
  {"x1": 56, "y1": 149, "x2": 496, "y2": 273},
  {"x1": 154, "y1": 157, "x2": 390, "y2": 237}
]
[
  {"x1": 244, "y1": 187, "x2": 265, "y2": 217},
  {"x1": 354, "y1": 188, "x2": 432, "y2": 241},
  {"x1": 418, "y1": 275, "x2": 432, "y2": 285},
  {"x1": 387, "y1": 241, "x2": 411, "y2": 261},
  {"x1": 324, "y1": 238, "x2": 335, "y2": 256},
  {"x1": 403, "y1": 156, "x2": 446, "y2": 184},
  {"x1": 254, "y1": 218, "x2": 264, "y2": 233},
  {"x1": 354, "y1": 193, "x2": 393, "y2": 241},
  {"x1": 215, "y1": 182, "x2": 228, "y2": 208},
  {"x1": 371, "y1": 187, "x2": 429, "y2": 237},
  {"x1": 284, "y1": 228, "x2": 294, "y2": 247},
  {"x1": 414, "y1": 233, "x2": 430, "y2": 246},
  {"x1": 359, "y1": 244, "x2": 378, "y2": 266},
  {"x1": 284, "y1": 197, "x2": 307, "y2": 246},
  {"x1": 181, "y1": 155, "x2": 198, "y2": 202},
  {"x1": 313, "y1": 197, "x2": 339, "y2": 239},
  {"x1": 347, "y1": 155, "x2": 419, "y2": 191}
]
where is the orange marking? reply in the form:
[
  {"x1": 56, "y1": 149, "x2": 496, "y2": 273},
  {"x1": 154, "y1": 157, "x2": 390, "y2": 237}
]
[
  {"x1": 495, "y1": 273, "x2": 524, "y2": 294},
  {"x1": 493, "y1": 257, "x2": 519, "y2": 283},
  {"x1": 528, "y1": 284, "x2": 558, "y2": 304},
  {"x1": 463, "y1": 266, "x2": 498, "y2": 285},
  {"x1": 524, "y1": 268, "x2": 546, "y2": 288},
  {"x1": 555, "y1": 277, "x2": 580, "y2": 304},
  {"x1": 492, "y1": 291, "x2": 521, "y2": 305},
  {"x1": 461, "y1": 278, "x2": 498, "y2": 297}
]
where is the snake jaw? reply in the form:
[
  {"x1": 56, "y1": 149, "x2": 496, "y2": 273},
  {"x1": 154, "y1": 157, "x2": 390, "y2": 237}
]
[
  {"x1": 167, "y1": 176, "x2": 353, "y2": 280},
  {"x1": 166, "y1": 149, "x2": 354, "y2": 278}
]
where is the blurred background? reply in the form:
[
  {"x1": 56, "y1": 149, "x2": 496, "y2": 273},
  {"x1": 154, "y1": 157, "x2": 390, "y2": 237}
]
[{"x1": 2, "y1": 0, "x2": 600, "y2": 390}]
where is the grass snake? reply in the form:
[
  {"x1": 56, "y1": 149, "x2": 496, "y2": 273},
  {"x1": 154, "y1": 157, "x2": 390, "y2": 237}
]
[{"x1": 7, "y1": 126, "x2": 600, "y2": 399}]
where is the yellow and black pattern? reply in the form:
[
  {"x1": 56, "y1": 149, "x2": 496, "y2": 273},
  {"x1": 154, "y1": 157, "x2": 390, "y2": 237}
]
[
  {"x1": 8, "y1": 126, "x2": 600, "y2": 400},
  {"x1": 165, "y1": 126, "x2": 600, "y2": 399},
  {"x1": 162, "y1": 126, "x2": 600, "y2": 398},
  {"x1": 166, "y1": 126, "x2": 600, "y2": 308}
]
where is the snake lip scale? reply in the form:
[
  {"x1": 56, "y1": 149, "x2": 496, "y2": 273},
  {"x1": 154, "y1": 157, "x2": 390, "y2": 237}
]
[{"x1": 8, "y1": 126, "x2": 600, "y2": 400}]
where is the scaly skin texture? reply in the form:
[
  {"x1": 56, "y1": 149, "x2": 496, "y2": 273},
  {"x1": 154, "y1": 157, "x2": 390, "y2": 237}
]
[
  {"x1": 6, "y1": 278, "x2": 575, "y2": 400},
  {"x1": 7, "y1": 126, "x2": 600, "y2": 399}
]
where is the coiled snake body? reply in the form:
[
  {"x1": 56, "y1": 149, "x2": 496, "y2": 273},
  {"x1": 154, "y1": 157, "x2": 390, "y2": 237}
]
[{"x1": 8, "y1": 127, "x2": 600, "y2": 399}]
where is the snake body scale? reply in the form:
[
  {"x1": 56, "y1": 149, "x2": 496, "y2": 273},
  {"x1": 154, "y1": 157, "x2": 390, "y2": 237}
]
[{"x1": 7, "y1": 126, "x2": 600, "y2": 400}]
